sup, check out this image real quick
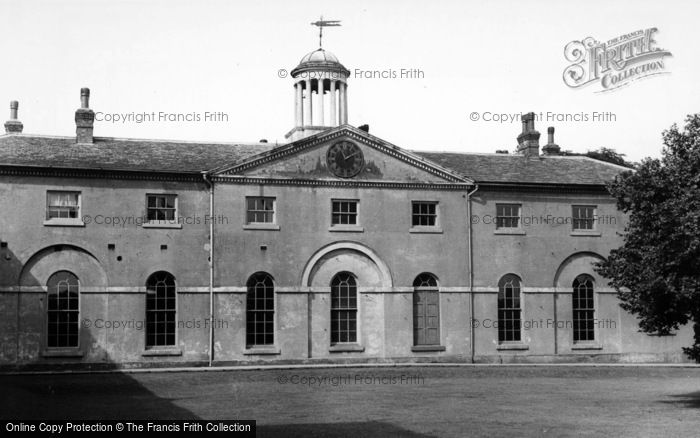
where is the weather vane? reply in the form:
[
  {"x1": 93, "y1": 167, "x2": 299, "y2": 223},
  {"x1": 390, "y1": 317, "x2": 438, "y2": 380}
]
[{"x1": 310, "y1": 16, "x2": 341, "y2": 48}]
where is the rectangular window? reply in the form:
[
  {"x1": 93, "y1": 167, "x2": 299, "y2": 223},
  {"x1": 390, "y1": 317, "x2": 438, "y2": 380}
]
[
  {"x1": 496, "y1": 203, "x2": 521, "y2": 229},
  {"x1": 412, "y1": 202, "x2": 438, "y2": 227},
  {"x1": 331, "y1": 200, "x2": 358, "y2": 226},
  {"x1": 246, "y1": 197, "x2": 275, "y2": 224},
  {"x1": 146, "y1": 194, "x2": 177, "y2": 221},
  {"x1": 572, "y1": 205, "x2": 596, "y2": 231},
  {"x1": 46, "y1": 191, "x2": 80, "y2": 220}
]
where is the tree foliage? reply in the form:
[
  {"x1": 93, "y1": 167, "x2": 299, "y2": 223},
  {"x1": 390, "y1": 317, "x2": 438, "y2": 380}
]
[
  {"x1": 561, "y1": 147, "x2": 635, "y2": 168},
  {"x1": 595, "y1": 115, "x2": 700, "y2": 361}
]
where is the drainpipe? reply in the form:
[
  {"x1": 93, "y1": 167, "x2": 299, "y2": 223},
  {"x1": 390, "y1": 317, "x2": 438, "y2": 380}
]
[
  {"x1": 466, "y1": 184, "x2": 479, "y2": 363},
  {"x1": 202, "y1": 171, "x2": 215, "y2": 367}
]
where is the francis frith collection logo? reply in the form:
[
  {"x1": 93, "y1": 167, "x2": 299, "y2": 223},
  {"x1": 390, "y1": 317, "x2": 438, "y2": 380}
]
[{"x1": 563, "y1": 27, "x2": 672, "y2": 92}]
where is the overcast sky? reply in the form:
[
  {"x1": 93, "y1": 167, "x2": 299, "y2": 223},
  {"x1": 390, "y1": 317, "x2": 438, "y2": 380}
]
[{"x1": 1, "y1": 0, "x2": 698, "y2": 161}]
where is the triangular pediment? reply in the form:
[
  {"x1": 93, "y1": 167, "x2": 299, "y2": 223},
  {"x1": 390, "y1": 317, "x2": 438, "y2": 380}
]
[{"x1": 212, "y1": 125, "x2": 473, "y2": 186}]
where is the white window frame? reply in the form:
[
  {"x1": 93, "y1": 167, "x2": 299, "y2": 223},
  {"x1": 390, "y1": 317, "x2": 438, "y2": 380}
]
[
  {"x1": 329, "y1": 199, "x2": 363, "y2": 233},
  {"x1": 243, "y1": 196, "x2": 280, "y2": 231},
  {"x1": 44, "y1": 191, "x2": 84, "y2": 227},
  {"x1": 409, "y1": 201, "x2": 443, "y2": 234},
  {"x1": 143, "y1": 193, "x2": 182, "y2": 229}
]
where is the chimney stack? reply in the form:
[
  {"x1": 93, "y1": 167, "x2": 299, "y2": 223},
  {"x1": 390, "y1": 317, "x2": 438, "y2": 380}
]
[
  {"x1": 75, "y1": 87, "x2": 95, "y2": 144},
  {"x1": 542, "y1": 126, "x2": 561, "y2": 155},
  {"x1": 4, "y1": 101, "x2": 23, "y2": 134},
  {"x1": 516, "y1": 112, "x2": 540, "y2": 157}
]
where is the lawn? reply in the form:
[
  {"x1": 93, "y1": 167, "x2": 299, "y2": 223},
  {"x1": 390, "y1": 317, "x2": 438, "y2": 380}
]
[{"x1": 1, "y1": 365, "x2": 699, "y2": 437}]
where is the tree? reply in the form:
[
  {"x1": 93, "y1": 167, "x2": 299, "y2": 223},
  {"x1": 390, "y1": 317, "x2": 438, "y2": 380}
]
[
  {"x1": 585, "y1": 147, "x2": 634, "y2": 168},
  {"x1": 560, "y1": 147, "x2": 635, "y2": 168},
  {"x1": 595, "y1": 114, "x2": 700, "y2": 361}
]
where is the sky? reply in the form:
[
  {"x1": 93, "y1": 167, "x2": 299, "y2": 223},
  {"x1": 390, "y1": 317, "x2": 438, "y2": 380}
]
[{"x1": 1, "y1": 0, "x2": 698, "y2": 161}]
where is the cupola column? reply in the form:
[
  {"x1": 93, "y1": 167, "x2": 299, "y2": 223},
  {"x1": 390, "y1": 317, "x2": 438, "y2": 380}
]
[
  {"x1": 317, "y1": 79, "x2": 325, "y2": 126},
  {"x1": 295, "y1": 82, "x2": 303, "y2": 127},
  {"x1": 304, "y1": 79, "x2": 312, "y2": 127},
  {"x1": 339, "y1": 82, "x2": 348, "y2": 125},
  {"x1": 329, "y1": 80, "x2": 337, "y2": 126}
]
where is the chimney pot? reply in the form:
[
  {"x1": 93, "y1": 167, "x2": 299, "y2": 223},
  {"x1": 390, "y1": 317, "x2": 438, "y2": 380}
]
[
  {"x1": 4, "y1": 100, "x2": 23, "y2": 134},
  {"x1": 542, "y1": 126, "x2": 561, "y2": 155},
  {"x1": 75, "y1": 87, "x2": 95, "y2": 143},
  {"x1": 9, "y1": 101, "x2": 18, "y2": 119},
  {"x1": 80, "y1": 88, "x2": 90, "y2": 109}
]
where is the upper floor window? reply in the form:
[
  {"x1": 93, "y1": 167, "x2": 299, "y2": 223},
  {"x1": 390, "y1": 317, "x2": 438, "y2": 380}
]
[
  {"x1": 331, "y1": 199, "x2": 358, "y2": 226},
  {"x1": 412, "y1": 202, "x2": 438, "y2": 227},
  {"x1": 147, "y1": 194, "x2": 177, "y2": 221},
  {"x1": 496, "y1": 204, "x2": 521, "y2": 229},
  {"x1": 46, "y1": 191, "x2": 81, "y2": 223},
  {"x1": 572, "y1": 205, "x2": 596, "y2": 231},
  {"x1": 246, "y1": 197, "x2": 276, "y2": 224}
]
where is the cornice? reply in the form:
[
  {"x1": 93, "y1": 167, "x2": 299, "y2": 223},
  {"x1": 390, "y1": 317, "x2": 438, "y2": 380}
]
[
  {"x1": 211, "y1": 175, "x2": 471, "y2": 190},
  {"x1": 477, "y1": 181, "x2": 611, "y2": 194},
  {"x1": 0, "y1": 165, "x2": 202, "y2": 182}
]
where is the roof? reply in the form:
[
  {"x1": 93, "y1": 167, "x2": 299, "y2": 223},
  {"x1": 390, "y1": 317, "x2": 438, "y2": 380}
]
[
  {"x1": 291, "y1": 48, "x2": 350, "y2": 77},
  {"x1": 414, "y1": 151, "x2": 629, "y2": 186},
  {"x1": 0, "y1": 134, "x2": 273, "y2": 173},
  {"x1": 298, "y1": 48, "x2": 341, "y2": 64},
  {"x1": 0, "y1": 133, "x2": 628, "y2": 186}
]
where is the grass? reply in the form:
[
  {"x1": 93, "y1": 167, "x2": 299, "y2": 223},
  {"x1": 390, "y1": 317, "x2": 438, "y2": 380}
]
[{"x1": 2, "y1": 366, "x2": 699, "y2": 437}]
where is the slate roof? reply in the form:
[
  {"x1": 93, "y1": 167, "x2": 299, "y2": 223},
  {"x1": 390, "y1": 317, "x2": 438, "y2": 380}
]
[
  {"x1": 0, "y1": 134, "x2": 273, "y2": 173},
  {"x1": 414, "y1": 151, "x2": 629, "y2": 186},
  {"x1": 0, "y1": 133, "x2": 628, "y2": 185}
]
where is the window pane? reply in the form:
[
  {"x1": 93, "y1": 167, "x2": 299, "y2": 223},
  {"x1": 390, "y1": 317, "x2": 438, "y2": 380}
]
[
  {"x1": 145, "y1": 272, "x2": 176, "y2": 347},
  {"x1": 246, "y1": 197, "x2": 275, "y2": 224},
  {"x1": 246, "y1": 273, "x2": 275, "y2": 346},
  {"x1": 496, "y1": 204, "x2": 520, "y2": 229}
]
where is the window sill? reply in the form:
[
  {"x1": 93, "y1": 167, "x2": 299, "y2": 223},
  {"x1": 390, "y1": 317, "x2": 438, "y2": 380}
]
[
  {"x1": 409, "y1": 227, "x2": 443, "y2": 234},
  {"x1": 243, "y1": 346, "x2": 281, "y2": 355},
  {"x1": 570, "y1": 231, "x2": 602, "y2": 237},
  {"x1": 329, "y1": 343, "x2": 365, "y2": 353},
  {"x1": 328, "y1": 225, "x2": 364, "y2": 233},
  {"x1": 496, "y1": 343, "x2": 529, "y2": 351},
  {"x1": 142, "y1": 222, "x2": 183, "y2": 229},
  {"x1": 142, "y1": 348, "x2": 182, "y2": 357},
  {"x1": 43, "y1": 219, "x2": 85, "y2": 227},
  {"x1": 411, "y1": 345, "x2": 446, "y2": 352},
  {"x1": 494, "y1": 229, "x2": 526, "y2": 235},
  {"x1": 42, "y1": 348, "x2": 84, "y2": 358},
  {"x1": 243, "y1": 224, "x2": 280, "y2": 231},
  {"x1": 571, "y1": 344, "x2": 603, "y2": 350}
]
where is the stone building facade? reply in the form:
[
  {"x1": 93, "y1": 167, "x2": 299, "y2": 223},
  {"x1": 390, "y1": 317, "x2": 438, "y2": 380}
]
[{"x1": 0, "y1": 48, "x2": 692, "y2": 368}]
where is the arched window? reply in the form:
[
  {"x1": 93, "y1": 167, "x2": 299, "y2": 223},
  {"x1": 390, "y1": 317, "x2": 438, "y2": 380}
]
[
  {"x1": 246, "y1": 272, "x2": 275, "y2": 347},
  {"x1": 573, "y1": 275, "x2": 595, "y2": 342},
  {"x1": 498, "y1": 274, "x2": 521, "y2": 343},
  {"x1": 47, "y1": 271, "x2": 80, "y2": 348},
  {"x1": 145, "y1": 271, "x2": 176, "y2": 348},
  {"x1": 413, "y1": 273, "x2": 439, "y2": 346},
  {"x1": 330, "y1": 272, "x2": 357, "y2": 344}
]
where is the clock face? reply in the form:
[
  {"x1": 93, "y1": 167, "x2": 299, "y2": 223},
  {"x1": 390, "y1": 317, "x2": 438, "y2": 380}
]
[{"x1": 326, "y1": 141, "x2": 365, "y2": 178}]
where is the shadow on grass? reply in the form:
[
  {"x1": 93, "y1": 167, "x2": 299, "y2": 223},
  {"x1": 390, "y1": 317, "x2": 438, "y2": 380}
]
[
  {"x1": 660, "y1": 391, "x2": 700, "y2": 409},
  {"x1": 0, "y1": 372, "x2": 200, "y2": 420},
  {"x1": 258, "y1": 421, "x2": 437, "y2": 438}
]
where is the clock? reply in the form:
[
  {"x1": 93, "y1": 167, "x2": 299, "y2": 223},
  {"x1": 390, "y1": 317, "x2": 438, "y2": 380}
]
[{"x1": 326, "y1": 141, "x2": 365, "y2": 178}]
